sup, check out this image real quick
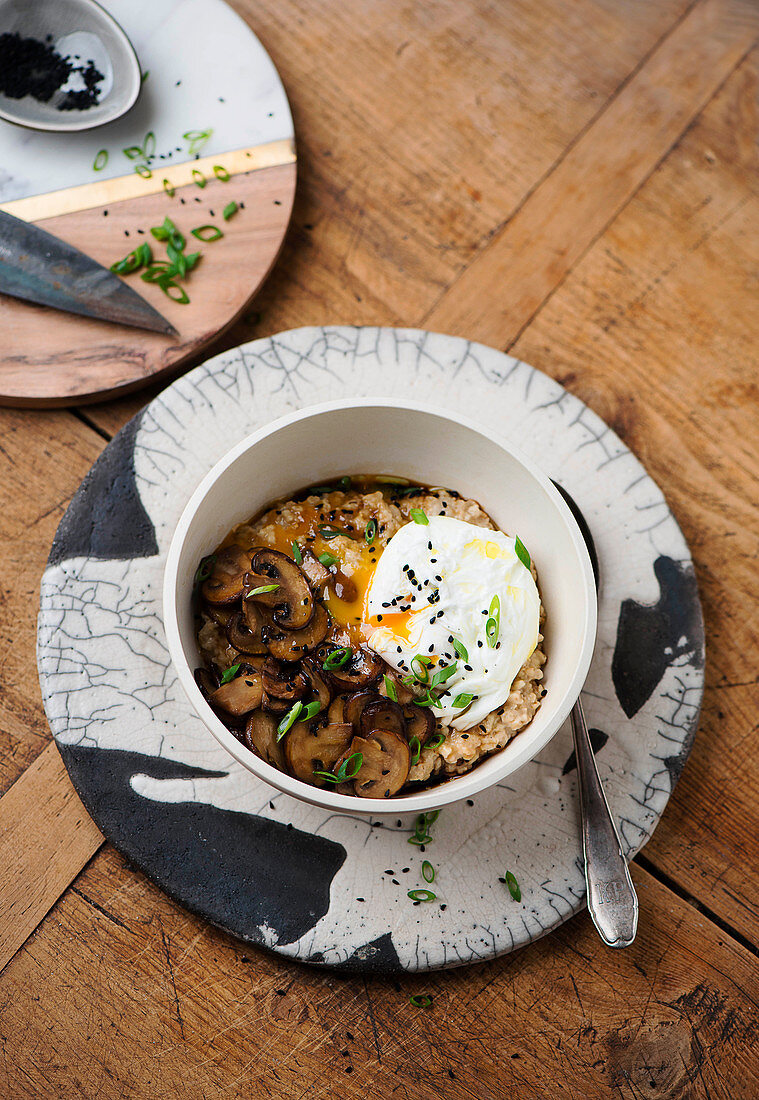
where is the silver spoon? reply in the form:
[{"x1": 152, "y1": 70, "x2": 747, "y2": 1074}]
[
  {"x1": 0, "y1": 0, "x2": 140, "y2": 132},
  {"x1": 553, "y1": 482, "x2": 639, "y2": 948}
]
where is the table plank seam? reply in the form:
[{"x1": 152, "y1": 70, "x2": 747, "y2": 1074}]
[{"x1": 635, "y1": 853, "x2": 759, "y2": 959}]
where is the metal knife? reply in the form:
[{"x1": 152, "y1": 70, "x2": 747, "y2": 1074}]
[{"x1": 0, "y1": 209, "x2": 177, "y2": 336}]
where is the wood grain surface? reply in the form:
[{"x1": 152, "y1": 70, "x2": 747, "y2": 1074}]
[
  {"x1": 0, "y1": 162, "x2": 295, "y2": 407},
  {"x1": 1, "y1": 0, "x2": 758, "y2": 1096}
]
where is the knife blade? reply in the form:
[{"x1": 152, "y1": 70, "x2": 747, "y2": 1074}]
[{"x1": 0, "y1": 209, "x2": 177, "y2": 336}]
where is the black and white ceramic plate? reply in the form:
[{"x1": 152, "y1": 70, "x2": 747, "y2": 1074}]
[{"x1": 37, "y1": 327, "x2": 704, "y2": 972}]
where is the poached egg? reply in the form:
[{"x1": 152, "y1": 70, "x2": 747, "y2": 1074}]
[{"x1": 365, "y1": 516, "x2": 540, "y2": 729}]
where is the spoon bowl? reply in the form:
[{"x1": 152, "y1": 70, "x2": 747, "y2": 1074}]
[{"x1": 0, "y1": 0, "x2": 140, "y2": 132}]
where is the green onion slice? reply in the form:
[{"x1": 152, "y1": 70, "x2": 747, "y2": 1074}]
[
  {"x1": 193, "y1": 554, "x2": 216, "y2": 587},
  {"x1": 318, "y1": 524, "x2": 354, "y2": 540},
  {"x1": 222, "y1": 201, "x2": 238, "y2": 220},
  {"x1": 452, "y1": 639, "x2": 469, "y2": 662},
  {"x1": 485, "y1": 595, "x2": 501, "y2": 648},
  {"x1": 410, "y1": 654, "x2": 432, "y2": 683},
  {"x1": 318, "y1": 552, "x2": 338, "y2": 567},
  {"x1": 291, "y1": 541, "x2": 303, "y2": 564},
  {"x1": 453, "y1": 693, "x2": 474, "y2": 709},
  {"x1": 421, "y1": 860, "x2": 435, "y2": 883},
  {"x1": 183, "y1": 128, "x2": 213, "y2": 154},
  {"x1": 247, "y1": 583, "x2": 280, "y2": 596},
  {"x1": 408, "y1": 889, "x2": 437, "y2": 902},
  {"x1": 220, "y1": 663, "x2": 240, "y2": 685},
  {"x1": 191, "y1": 224, "x2": 223, "y2": 242},
  {"x1": 410, "y1": 508, "x2": 428, "y2": 525},
  {"x1": 276, "y1": 701, "x2": 303, "y2": 740},
  {"x1": 409, "y1": 994, "x2": 433, "y2": 1008},
  {"x1": 123, "y1": 145, "x2": 143, "y2": 160},
  {"x1": 162, "y1": 178, "x2": 175, "y2": 197},
  {"x1": 364, "y1": 518, "x2": 377, "y2": 544},
  {"x1": 300, "y1": 701, "x2": 322, "y2": 721},
  {"x1": 407, "y1": 834, "x2": 432, "y2": 846},
  {"x1": 427, "y1": 732, "x2": 446, "y2": 750},
  {"x1": 430, "y1": 663, "x2": 457, "y2": 688},
  {"x1": 383, "y1": 675, "x2": 397, "y2": 701},
  {"x1": 504, "y1": 870, "x2": 521, "y2": 902},
  {"x1": 135, "y1": 164, "x2": 152, "y2": 179},
  {"x1": 322, "y1": 647, "x2": 351, "y2": 671},
  {"x1": 192, "y1": 168, "x2": 206, "y2": 188},
  {"x1": 214, "y1": 164, "x2": 231, "y2": 182},
  {"x1": 514, "y1": 536, "x2": 531, "y2": 570},
  {"x1": 315, "y1": 751, "x2": 363, "y2": 785},
  {"x1": 409, "y1": 735, "x2": 421, "y2": 765},
  {"x1": 160, "y1": 281, "x2": 190, "y2": 304},
  {"x1": 93, "y1": 149, "x2": 108, "y2": 171}
]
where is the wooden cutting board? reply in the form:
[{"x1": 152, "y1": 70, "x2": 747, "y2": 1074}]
[{"x1": 0, "y1": 0, "x2": 296, "y2": 407}]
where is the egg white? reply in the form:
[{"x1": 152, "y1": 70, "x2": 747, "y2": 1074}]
[{"x1": 365, "y1": 516, "x2": 540, "y2": 730}]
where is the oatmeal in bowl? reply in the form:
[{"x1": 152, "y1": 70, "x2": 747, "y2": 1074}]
[
  {"x1": 193, "y1": 477, "x2": 546, "y2": 798},
  {"x1": 163, "y1": 400, "x2": 596, "y2": 816}
]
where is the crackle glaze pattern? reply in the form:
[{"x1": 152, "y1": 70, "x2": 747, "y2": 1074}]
[{"x1": 37, "y1": 327, "x2": 704, "y2": 972}]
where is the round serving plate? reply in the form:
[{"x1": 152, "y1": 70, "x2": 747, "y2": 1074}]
[
  {"x1": 37, "y1": 327, "x2": 705, "y2": 973},
  {"x1": 0, "y1": 0, "x2": 295, "y2": 406}
]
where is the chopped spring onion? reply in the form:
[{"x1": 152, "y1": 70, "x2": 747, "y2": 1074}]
[
  {"x1": 383, "y1": 675, "x2": 398, "y2": 701},
  {"x1": 318, "y1": 552, "x2": 338, "y2": 567},
  {"x1": 427, "y1": 732, "x2": 446, "y2": 750},
  {"x1": 191, "y1": 224, "x2": 223, "y2": 242},
  {"x1": 452, "y1": 638, "x2": 469, "y2": 662},
  {"x1": 410, "y1": 508, "x2": 428, "y2": 525},
  {"x1": 162, "y1": 178, "x2": 176, "y2": 197},
  {"x1": 123, "y1": 144, "x2": 143, "y2": 160},
  {"x1": 430, "y1": 663, "x2": 457, "y2": 688},
  {"x1": 183, "y1": 128, "x2": 213, "y2": 155},
  {"x1": 408, "y1": 889, "x2": 437, "y2": 902},
  {"x1": 276, "y1": 701, "x2": 303, "y2": 740},
  {"x1": 247, "y1": 583, "x2": 280, "y2": 596},
  {"x1": 291, "y1": 541, "x2": 303, "y2": 564},
  {"x1": 514, "y1": 536, "x2": 531, "y2": 570},
  {"x1": 409, "y1": 994, "x2": 433, "y2": 1008},
  {"x1": 453, "y1": 693, "x2": 474, "y2": 709},
  {"x1": 134, "y1": 164, "x2": 152, "y2": 179},
  {"x1": 504, "y1": 870, "x2": 521, "y2": 902},
  {"x1": 193, "y1": 554, "x2": 216, "y2": 587},
  {"x1": 409, "y1": 735, "x2": 421, "y2": 765},
  {"x1": 315, "y1": 751, "x2": 363, "y2": 784},
  {"x1": 214, "y1": 164, "x2": 231, "y2": 182},
  {"x1": 485, "y1": 594, "x2": 501, "y2": 648},
  {"x1": 410, "y1": 654, "x2": 432, "y2": 683},
  {"x1": 191, "y1": 169, "x2": 206, "y2": 188},
  {"x1": 222, "y1": 201, "x2": 238, "y2": 220},
  {"x1": 220, "y1": 663, "x2": 240, "y2": 685},
  {"x1": 300, "y1": 701, "x2": 322, "y2": 721},
  {"x1": 93, "y1": 149, "x2": 108, "y2": 171},
  {"x1": 421, "y1": 860, "x2": 435, "y2": 883},
  {"x1": 322, "y1": 647, "x2": 351, "y2": 671},
  {"x1": 364, "y1": 518, "x2": 377, "y2": 543},
  {"x1": 318, "y1": 524, "x2": 354, "y2": 540}
]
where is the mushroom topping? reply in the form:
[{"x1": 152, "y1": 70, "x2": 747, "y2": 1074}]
[
  {"x1": 201, "y1": 545, "x2": 251, "y2": 604},
  {"x1": 359, "y1": 697, "x2": 406, "y2": 740},
  {"x1": 245, "y1": 548, "x2": 314, "y2": 630},
  {"x1": 261, "y1": 657, "x2": 309, "y2": 714},
  {"x1": 204, "y1": 603, "x2": 235, "y2": 629},
  {"x1": 226, "y1": 610, "x2": 268, "y2": 655},
  {"x1": 265, "y1": 603, "x2": 329, "y2": 661},
  {"x1": 299, "y1": 548, "x2": 331, "y2": 594},
  {"x1": 194, "y1": 666, "x2": 218, "y2": 700},
  {"x1": 242, "y1": 711, "x2": 286, "y2": 770},
  {"x1": 303, "y1": 658, "x2": 333, "y2": 710},
  {"x1": 326, "y1": 646, "x2": 384, "y2": 690},
  {"x1": 345, "y1": 689, "x2": 382, "y2": 729},
  {"x1": 209, "y1": 670, "x2": 264, "y2": 716},
  {"x1": 285, "y1": 721, "x2": 353, "y2": 786},
  {"x1": 328, "y1": 696, "x2": 347, "y2": 724},
  {"x1": 347, "y1": 729, "x2": 411, "y2": 798},
  {"x1": 403, "y1": 704, "x2": 435, "y2": 745},
  {"x1": 331, "y1": 571, "x2": 357, "y2": 603}
]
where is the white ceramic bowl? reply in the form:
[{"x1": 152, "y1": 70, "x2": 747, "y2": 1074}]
[{"x1": 163, "y1": 399, "x2": 597, "y2": 816}]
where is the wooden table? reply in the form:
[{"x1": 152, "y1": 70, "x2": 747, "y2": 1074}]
[{"x1": 1, "y1": 0, "x2": 758, "y2": 1095}]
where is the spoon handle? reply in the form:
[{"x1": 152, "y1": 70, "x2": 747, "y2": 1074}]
[{"x1": 571, "y1": 699, "x2": 638, "y2": 947}]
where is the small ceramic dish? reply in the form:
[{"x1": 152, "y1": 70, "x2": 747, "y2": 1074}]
[{"x1": 163, "y1": 399, "x2": 597, "y2": 816}]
